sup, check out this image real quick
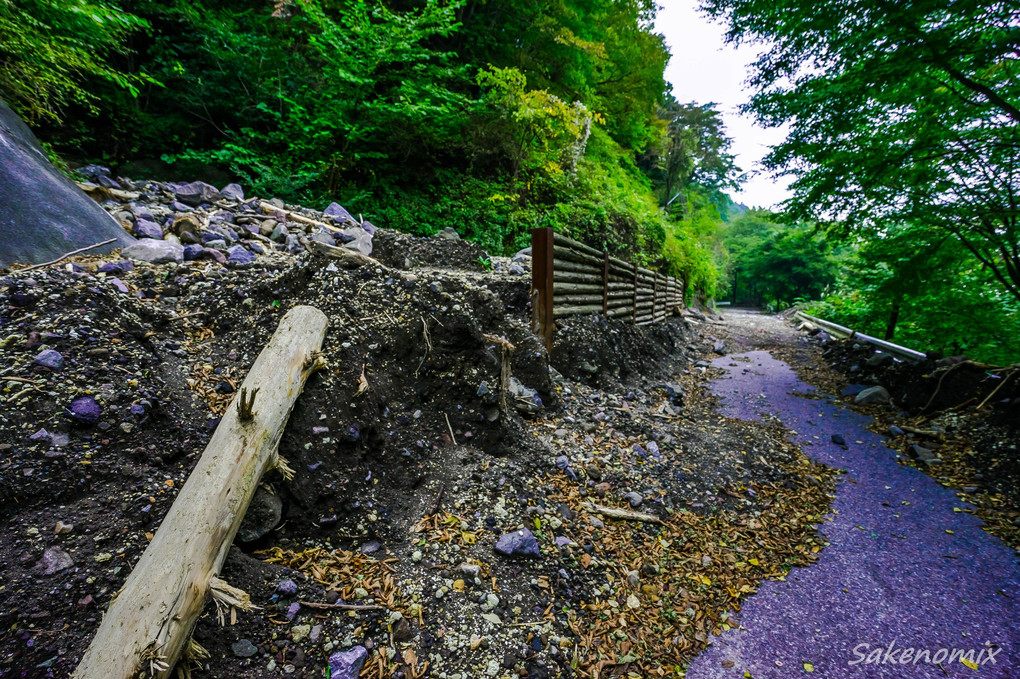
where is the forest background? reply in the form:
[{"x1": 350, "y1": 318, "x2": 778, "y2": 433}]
[{"x1": 1, "y1": 0, "x2": 1016, "y2": 362}]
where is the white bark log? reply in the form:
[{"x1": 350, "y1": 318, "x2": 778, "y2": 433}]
[{"x1": 73, "y1": 305, "x2": 328, "y2": 679}]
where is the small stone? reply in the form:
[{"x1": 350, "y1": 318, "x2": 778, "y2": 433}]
[
  {"x1": 97, "y1": 260, "x2": 133, "y2": 273},
  {"x1": 626, "y1": 594, "x2": 641, "y2": 609},
  {"x1": 54, "y1": 521, "x2": 73, "y2": 535},
  {"x1": 231, "y1": 639, "x2": 258, "y2": 658},
  {"x1": 291, "y1": 624, "x2": 311, "y2": 643},
  {"x1": 226, "y1": 245, "x2": 255, "y2": 265},
  {"x1": 623, "y1": 491, "x2": 643, "y2": 508},
  {"x1": 494, "y1": 528, "x2": 541, "y2": 558},
  {"x1": 277, "y1": 579, "x2": 298, "y2": 595},
  {"x1": 888, "y1": 425, "x2": 904, "y2": 437},
  {"x1": 854, "y1": 386, "x2": 891, "y2": 405},
  {"x1": 67, "y1": 396, "x2": 101, "y2": 425},
  {"x1": 713, "y1": 340, "x2": 727, "y2": 355},
  {"x1": 626, "y1": 570, "x2": 640, "y2": 588},
  {"x1": 411, "y1": 550, "x2": 423, "y2": 562},
  {"x1": 36, "y1": 546, "x2": 73, "y2": 575},
  {"x1": 329, "y1": 646, "x2": 368, "y2": 679},
  {"x1": 133, "y1": 219, "x2": 164, "y2": 240},
  {"x1": 866, "y1": 352, "x2": 894, "y2": 367},
  {"x1": 34, "y1": 349, "x2": 64, "y2": 371}
]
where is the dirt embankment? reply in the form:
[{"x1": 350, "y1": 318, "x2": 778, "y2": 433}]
[{"x1": 1, "y1": 201, "x2": 835, "y2": 678}]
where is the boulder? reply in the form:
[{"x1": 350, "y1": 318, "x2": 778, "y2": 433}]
[
  {"x1": 323, "y1": 202, "x2": 356, "y2": 225},
  {"x1": 122, "y1": 239, "x2": 184, "y2": 264},
  {"x1": 866, "y1": 352, "x2": 894, "y2": 367},
  {"x1": 133, "y1": 219, "x2": 164, "y2": 240},
  {"x1": 220, "y1": 183, "x2": 244, "y2": 201},
  {"x1": 436, "y1": 226, "x2": 460, "y2": 240},
  {"x1": 173, "y1": 181, "x2": 221, "y2": 207},
  {"x1": 0, "y1": 100, "x2": 134, "y2": 268},
  {"x1": 854, "y1": 385, "x2": 891, "y2": 405},
  {"x1": 340, "y1": 228, "x2": 373, "y2": 257}
]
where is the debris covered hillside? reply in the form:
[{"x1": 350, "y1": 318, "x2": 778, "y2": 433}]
[{"x1": 0, "y1": 174, "x2": 835, "y2": 679}]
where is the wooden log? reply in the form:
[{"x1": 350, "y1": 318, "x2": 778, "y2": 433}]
[
  {"x1": 553, "y1": 270, "x2": 602, "y2": 285},
  {"x1": 553, "y1": 232, "x2": 604, "y2": 259},
  {"x1": 607, "y1": 306, "x2": 633, "y2": 318},
  {"x1": 553, "y1": 282, "x2": 604, "y2": 294},
  {"x1": 259, "y1": 200, "x2": 348, "y2": 233},
  {"x1": 554, "y1": 304, "x2": 604, "y2": 318},
  {"x1": 553, "y1": 293, "x2": 604, "y2": 305},
  {"x1": 73, "y1": 306, "x2": 329, "y2": 679},
  {"x1": 553, "y1": 246, "x2": 604, "y2": 268},
  {"x1": 583, "y1": 502, "x2": 662, "y2": 524},
  {"x1": 552, "y1": 258, "x2": 601, "y2": 275},
  {"x1": 305, "y1": 239, "x2": 381, "y2": 267}
]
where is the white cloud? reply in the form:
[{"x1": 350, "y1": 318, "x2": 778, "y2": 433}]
[{"x1": 654, "y1": 2, "x2": 791, "y2": 210}]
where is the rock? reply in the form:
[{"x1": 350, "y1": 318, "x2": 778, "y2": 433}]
[
  {"x1": 67, "y1": 396, "x2": 101, "y2": 425},
  {"x1": 237, "y1": 484, "x2": 283, "y2": 542},
  {"x1": 712, "y1": 340, "x2": 727, "y2": 355},
  {"x1": 323, "y1": 202, "x2": 356, "y2": 225},
  {"x1": 831, "y1": 434, "x2": 845, "y2": 446},
  {"x1": 201, "y1": 247, "x2": 227, "y2": 263},
  {"x1": 436, "y1": 227, "x2": 460, "y2": 240},
  {"x1": 866, "y1": 352, "x2": 894, "y2": 367},
  {"x1": 339, "y1": 227, "x2": 373, "y2": 257},
  {"x1": 54, "y1": 521, "x2": 73, "y2": 534},
  {"x1": 291, "y1": 624, "x2": 311, "y2": 643},
  {"x1": 277, "y1": 579, "x2": 298, "y2": 595},
  {"x1": 798, "y1": 321, "x2": 820, "y2": 335},
  {"x1": 133, "y1": 219, "x2": 164, "y2": 240},
  {"x1": 329, "y1": 646, "x2": 368, "y2": 679},
  {"x1": 182, "y1": 244, "x2": 204, "y2": 261},
  {"x1": 33, "y1": 349, "x2": 64, "y2": 371},
  {"x1": 361, "y1": 220, "x2": 378, "y2": 235},
  {"x1": 888, "y1": 425, "x2": 905, "y2": 437},
  {"x1": 854, "y1": 386, "x2": 891, "y2": 405},
  {"x1": 226, "y1": 245, "x2": 255, "y2": 265},
  {"x1": 623, "y1": 491, "x2": 643, "y2": 508},
  {"x1": 310, "y1": 229, "x2": 335, "y2": 246},
  {"x1": 360, "y1": 540, "x2": 381, "y2": 554},
  {"x1": 231, "y1": 639, "x2": 258, "y2": 658},
  {"x1": 509, "y1": 377, "x2": 542, "y2": 413},
  {"x1": 494, "y1": 528, "x2": 541, "y2": 558},
  {"x1": 35, "y1": 546, "x2": 73, "y2": 575},
  {"x1": 908, "y1": 445, "x2": 941, "y2": 465},
  {"x1": 508, "y1": 263, "x2": 524, "y2": 276},
  {"x1": 122, "y1": 239, "x2": 184, "y2": 264},
  {"x1": 626, "y1": 570, "x2": 640, "y2": 588},
  {"x1": 97, "y1": 260, "x2": 134, "y2": 273},
  {"x1": 174, "y1": 180, "x2": 221, "y2": 206},
  {"x1": 220, "y1": 183, "x2": 244, "y2": 201},
  {"x1": 0, "y1": 99, "x2": 134, "y2": 268},
  {"x1": 663, "y1": 383, "x2": 684, "y2": 406}
]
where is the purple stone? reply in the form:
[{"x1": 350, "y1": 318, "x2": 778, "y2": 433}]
[
  {"x1": 97, "y1": 260, "x2": 134, "y2": 273},
  {"x1": 134, "y1": 219, "x2": 164, "y2": 240},
  {"x1": 554, "y1": 536, "x2": 574, "y2": 547},
  {"x1": 329, "y1": 646, "x2": 368, "y2": 679},
  {"x1": 221, "y1": 183, "x2": 244, "y2": 201},
  {"x1": 361, "y1": 220, "x2": 378, "y2": 235},
  {"x1": 494, "y1": 528, "x2": 541, "y2": 558},
  {"x1": 182, "y1": 244, "x2": 204, "y2": 261},
  {"x1": 285, "y1": 601, "x2": 301, "y2": 620},
  {"x1": 109, "y1": 278, "x2": 129, "y2": 294},
  {"x1": 226, "y1": 245, "x2": 255, "y2": 265},
  {"x1": 67, "y1": 396, "x2": 101, "y2": 425},
  {"x1": 130, "y1": 404, "x2": 146, "y2": 416},
  {"x1": 36, "y1": 546, "x2": 73, "y2": 575},
  {"x1": 34, "y1": 349, "x2": 64, "y2": 371},
  {"x1": 276, "y1": 579, "x2": 298, "y2": 595},
  {"x1": 30, "y1": 428, "x2": 48, "y2": 440},
  {"x1": 201, "y1": 248, "x2": 226, "y2": 263},
  {"x1": 323, "y1": 202, "x2": 356, "y2": 224},
  {"x1": 633, "y1": 444, "x2": 647, "y2": 457}
]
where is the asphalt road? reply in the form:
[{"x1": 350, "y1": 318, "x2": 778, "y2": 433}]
[{"x1": 685, "y1": 312, "x2": 1019, "y2": 678}]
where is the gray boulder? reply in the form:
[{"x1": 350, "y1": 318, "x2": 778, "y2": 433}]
[
  {"x1": 220, "y1": 183, "x2": 244, "y2": 201},
  {"x1": 323, "y1": 202, "x2": 356, "y2": 225},
  {"x1": 436, "y1": 226, "x2": 460, "y2": 240},
  {"x1": 0, "y1": 100, "x2": 134, "y2": 268},
  {"x1": 174, "y1": 181, "x2": 221, "y2": 207},
  {"x1": 854, "y1": 385, "x2": 891, "y2": 405},
  {"x1": 340, "y1": 228, "x2": 373, "y2": 257},
  {"x1": 133, "y1": 219, "x2": 164, "y2": 240},
  {"x1": 122, "y1": 239, "x2": 184, "y2": 264}
]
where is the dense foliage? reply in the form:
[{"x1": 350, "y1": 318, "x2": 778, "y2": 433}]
[{"x1": 0, "y1": 0, "x2": 745, "y2": 297}]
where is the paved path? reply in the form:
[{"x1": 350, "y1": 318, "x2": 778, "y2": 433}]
[{"x1": 685, "y1": 315, "x2": 1020, "y2": 678}]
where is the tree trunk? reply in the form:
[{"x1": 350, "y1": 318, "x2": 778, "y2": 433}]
[
  {"x1": 885, "y1": 299, "x2": 901, "y2": 340},
  {"x1": 73, "y1": 306, "x2": 328, "y2": 679}
]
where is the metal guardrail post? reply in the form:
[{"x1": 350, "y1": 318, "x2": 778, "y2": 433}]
[{"x1": 531, "y1": 228, "x2": 555, "y2": 352}]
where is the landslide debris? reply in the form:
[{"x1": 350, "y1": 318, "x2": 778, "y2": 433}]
[{"x1": 0, "y1": 177, "x2": 836, "y2": 678}]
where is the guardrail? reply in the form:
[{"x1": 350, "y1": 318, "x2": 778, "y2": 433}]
[
  {"x1": 531, "y1": 227, "x2": 685, "y2": 350},
  {"x1": 793, "y1": 311, "x2": 928, "y2": 363}
]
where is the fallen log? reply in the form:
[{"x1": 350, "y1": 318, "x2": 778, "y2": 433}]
[
  {"x1": 305, "y1": 238, "x2": 382, "y2": 267},
  {"x1": 73, "y1": 306, "x2": 329, "y2": 679},
  {"x1": 583, "y1": 502, "x2": 662, "y2": 524}
]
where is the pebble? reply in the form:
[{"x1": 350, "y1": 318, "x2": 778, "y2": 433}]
[
  {"x1": 329, "y1": 646, "x2": 368, "y2": 679},
  {"x1": 33, "y1": 349, "x2": 64, "y2": 371},
  {"x1": 494, "y1": 528, "x2": 541, "y2": 557},
  {"x1": 231, "y1": 639, "x2": 258, "y2": 658}
]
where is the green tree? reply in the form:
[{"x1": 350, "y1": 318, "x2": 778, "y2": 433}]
[
  {"x1": 702, "y1": 0, "x2": 1020, "y2": 302},
  {"x1": 0, "y1": 0, "x2": 152, "y2": 123}
]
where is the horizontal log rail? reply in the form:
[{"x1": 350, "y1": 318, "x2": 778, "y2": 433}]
[{"x1": 531, "y1": 228, "x2": 685, "y2": 350}]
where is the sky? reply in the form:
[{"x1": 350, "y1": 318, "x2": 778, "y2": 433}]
[{"x1": 654, "y1": 2, "x2": 792, "y2": 209}]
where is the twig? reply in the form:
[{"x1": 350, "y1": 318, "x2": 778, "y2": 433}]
[
  {"x1": 18, "y1": 239, "x2": 118, "y2": 272},
  {"x1": 977, "y1": 369, "x2": 1018, "y2": 410},
  {"x1": 444, "y1": 413, "x2": 457, "y2": 446},
  {"x1": 169, "y1": 311, "x2": 206, "y2": 323},
  {"x1": 297, "y1": 600, "x2": 387, "y2": 611},
  {"x1": 2, "y1": 377, "x2": 44, "y2": 385}
]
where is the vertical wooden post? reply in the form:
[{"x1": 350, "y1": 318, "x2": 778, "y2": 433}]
[
  {"x1": 531, "y1": 228, "x2": 555, "y2": 352},
  {"x1": 652, "y1": 273, "x2": 658, "y2": 321},
  {"x1": 602, "y1": 251, "x2": 609, "y2": 316}
]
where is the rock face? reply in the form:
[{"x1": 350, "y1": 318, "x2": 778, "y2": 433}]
[{"x1": 0, "y1": 100, "x2": 134, "y2": 268}]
